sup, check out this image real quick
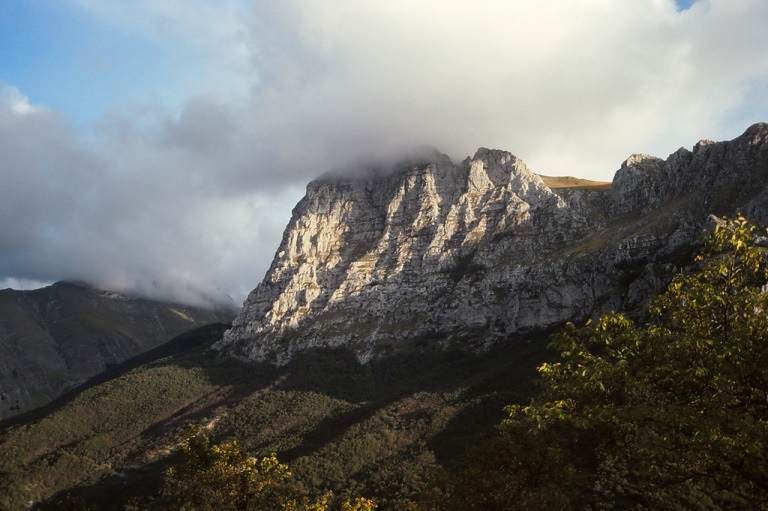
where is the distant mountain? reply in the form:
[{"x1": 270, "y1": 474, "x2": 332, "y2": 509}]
[
  {"x1": 0, "y1": 281, "x2": 234, "y2": 418},
  {"x1": 218, "y1": 123, "x2": 768, "y2": 364}
]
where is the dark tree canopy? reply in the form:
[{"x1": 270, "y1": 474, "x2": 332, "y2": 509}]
[
  {"x1": 163, "y1": 428, "x2": 376, "y2": 511},
  {"x1": 507, "y1": 216, "x2": 768, "y2": 510}
]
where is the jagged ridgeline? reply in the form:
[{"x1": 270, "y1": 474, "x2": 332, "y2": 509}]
[{"x1": 218, "y1": 123, "x2": 768, "y2": 364}]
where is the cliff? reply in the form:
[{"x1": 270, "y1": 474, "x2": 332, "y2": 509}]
[{"x1": 217, "y1": 123, "x2": 768, "y2": 364}]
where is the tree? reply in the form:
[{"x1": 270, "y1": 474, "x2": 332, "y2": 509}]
[
  {"x1": 417, "y1": 427, "x2": 574, "y2": 511},
  {"x1": 164, "y1": 428, "x2": 329, "y2": 511},
  {"x1": 164, "y1": 427, "x2": 377, "y2": 511},
  {"x1": 507, "y1": 216, "x2": 768, "y2": 510},
  {"x1": 340, "y1": 497, "x2": 378, "y2": 511}
]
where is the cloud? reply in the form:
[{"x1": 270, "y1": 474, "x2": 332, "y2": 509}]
[
  {"x1": 1, "y1": 0, "x2": 767, "y2": 306},
  {"x1": 0, "y1": 86, "x2": 299, "y2": 307},
  {"x1": 223, "y1": 0, "x2": 768, "y2": 183}
]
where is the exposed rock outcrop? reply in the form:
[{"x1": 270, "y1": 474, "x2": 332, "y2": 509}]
[{"x1": 217, "y1": 123, "x2": 768, "y2": 364}]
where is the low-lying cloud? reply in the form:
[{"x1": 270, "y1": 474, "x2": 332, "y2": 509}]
[{"x1": 1, "y1": 0, "x2": 767, "y2": 306}]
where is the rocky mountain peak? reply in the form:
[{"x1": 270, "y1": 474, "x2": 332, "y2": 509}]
[
  {"x1": 217, "y1": 124, "x2": 768, "y2": 365},
  {"x1": 620, "y1": 153, "x2": 663, "y2": 169}
]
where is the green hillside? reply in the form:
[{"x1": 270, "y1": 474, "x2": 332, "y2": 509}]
[
  {"x1": 6, "y1": 218, "x2": 767, "y2": 510},
  {"x1": 0, "y1": 324, "x2": 551, "y2": 510}
]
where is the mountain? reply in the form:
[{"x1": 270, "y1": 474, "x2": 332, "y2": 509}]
[
  {"x1": 0, "y1": 281, "x2": 234, "y2": 419},
  {"x1": 2, "y1": 124, "x2": 767, "y2": 510},
  {"x1": 218, "y1": 123, "x2": 768, "y2": 364}
]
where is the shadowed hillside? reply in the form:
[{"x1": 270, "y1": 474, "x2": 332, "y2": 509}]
[
  {"x1": 0, "y1": 281, "x2": 235, "y2": 419},
  {"x1": 0, "y1": 325, "x2": 552, "y2": 510}
]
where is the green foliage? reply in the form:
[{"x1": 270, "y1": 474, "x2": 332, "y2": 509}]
[
  {"x1": 418, "y1": 426, "x2": 574, "y2": 511},
  {"x1": 341, "y1": 497, "x2": 378, "y2": 511},
  {"x1": 0, "y1": 310, "x2": 549, "y2": 510},
  {"x1": 508, "y1": 216, "x2": 768, "y2": 509},
  {"x1": 214, "y1": 389, "x2": 358, "y2": 454},
  {"x1": 36, "y1": 494, "x2": 97, "y2": 511},
  {"x1": 165, "y1": 427, "x2": 315, "y2": 510},
  {"x1": 0, "y1": 360, "x2": 222, "y2": 509},
  {"x1": 164, "y1": 428, "x2": 382, "y2": 511}
]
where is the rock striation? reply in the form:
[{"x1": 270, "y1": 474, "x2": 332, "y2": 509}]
[{"x1": 218, "y1": 123, "x2": 768, "y2": 364}]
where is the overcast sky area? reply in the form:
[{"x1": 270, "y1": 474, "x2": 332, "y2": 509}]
[{"x1": 1, "y1": 0, "x2": 767, "y2": 307}]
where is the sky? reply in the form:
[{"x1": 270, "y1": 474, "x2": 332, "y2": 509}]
[{"x1": 1, "y1": 0, "x2": 767, "y2": 307}]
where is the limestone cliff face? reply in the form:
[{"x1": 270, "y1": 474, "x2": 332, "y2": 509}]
[{"x1": 217, "y1": 123, "x2": 768, "y2": 364}]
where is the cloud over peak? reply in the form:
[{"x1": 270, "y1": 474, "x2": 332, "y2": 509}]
[{"x1": 0, "y1": 0, "x2": 766, "y2": 305}]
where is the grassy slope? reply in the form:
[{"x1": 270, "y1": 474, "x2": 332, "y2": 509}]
[
  {"x1": 0, "y1": 325, "x2": 553, "y2": 510},
  {"x1": 538, "y1": 175, "x2": 612, "y2": 190}
]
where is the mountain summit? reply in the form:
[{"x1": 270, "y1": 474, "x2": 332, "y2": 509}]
[{"x1": 217, "y1": 123, "x2": 768, "y2": 364}]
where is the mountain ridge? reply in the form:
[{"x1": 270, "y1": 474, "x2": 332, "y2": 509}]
[
  {"x1": 218, "y1": 122, "x2": 768, "y2": 364},
  {"x1": 0, "y1": 281, "x2": 234, "y2": 418}
]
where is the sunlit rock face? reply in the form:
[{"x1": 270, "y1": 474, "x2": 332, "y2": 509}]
[{"x1": 217, "y1": 123, "x2": 768, "y2": 364}]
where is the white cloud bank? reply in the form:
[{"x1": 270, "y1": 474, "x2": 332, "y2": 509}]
[{"x1": 1, "y1": 0, "x2": 767, "y2": 306}]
